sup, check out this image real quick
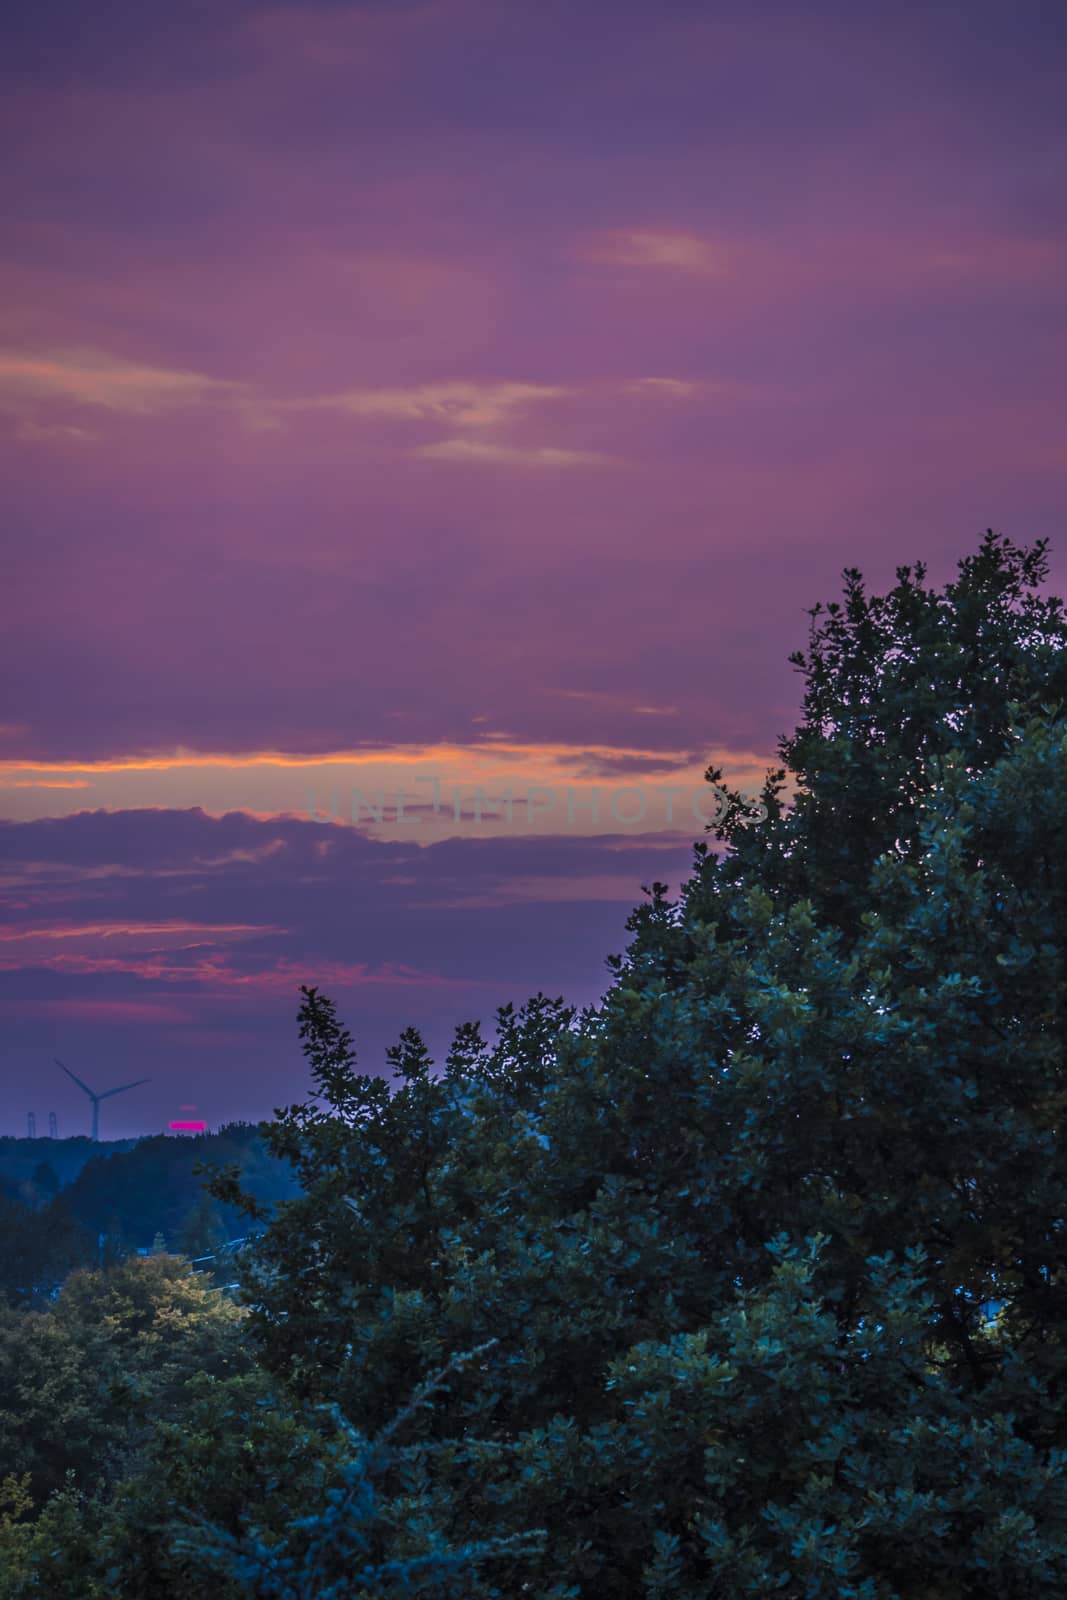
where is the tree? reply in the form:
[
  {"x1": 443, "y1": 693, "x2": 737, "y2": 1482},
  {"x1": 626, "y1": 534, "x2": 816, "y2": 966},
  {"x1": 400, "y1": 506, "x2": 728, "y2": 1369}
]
[
  {"x1": 193, "y1": 531, "x2": 1067, "y2": 1594},
  {"x1": 60, "y1": 1126, "x2": 298, "y2": 1253},
  {"x1": 0, "y1": 1472, "x2": 102, "y2": 1600},
  {"x1": 0, "y1": 1255, "x2": 252, "y2": 1509},
  {"x1": 176, "y1": 1188, "x2": 227, "y2": 1264},
  {"x1": 29, "y1": 1162, "x2": 59, "y2": 1204},
  {"x1": 172, "y1": 1342, "x2": 547, "y2": 1600},
  {"x1": 0, "y1": 1192, "x2": 95, "y2": 1306}
]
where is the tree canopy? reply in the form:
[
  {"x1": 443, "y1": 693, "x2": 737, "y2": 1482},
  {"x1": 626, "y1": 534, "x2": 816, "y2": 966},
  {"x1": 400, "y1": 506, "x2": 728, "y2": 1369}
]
[{"x1": 201, "y1": 531, "x2": 1067, "y2": 1597}]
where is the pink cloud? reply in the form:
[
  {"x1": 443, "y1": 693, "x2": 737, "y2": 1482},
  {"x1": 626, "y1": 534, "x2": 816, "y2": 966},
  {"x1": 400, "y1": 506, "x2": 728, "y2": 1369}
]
[{"x1": 2, "y1": 998, "x2": 197, "y2": 1024}]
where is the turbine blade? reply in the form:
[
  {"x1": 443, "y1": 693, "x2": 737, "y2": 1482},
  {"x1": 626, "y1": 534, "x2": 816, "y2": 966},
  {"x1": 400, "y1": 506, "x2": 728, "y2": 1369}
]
[
  {"x1": 55, "y1": 1058, "x2": 97, "y2": 1100},
  {"x1": 97, "y1": 1078, "x2": 151, "y2": 1100}
]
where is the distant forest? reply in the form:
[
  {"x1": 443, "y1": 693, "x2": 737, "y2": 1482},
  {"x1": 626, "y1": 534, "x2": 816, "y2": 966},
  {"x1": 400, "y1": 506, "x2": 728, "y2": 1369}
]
[{"x1": 0, "y1": 1127, "x2": 299, "y2": 1301}]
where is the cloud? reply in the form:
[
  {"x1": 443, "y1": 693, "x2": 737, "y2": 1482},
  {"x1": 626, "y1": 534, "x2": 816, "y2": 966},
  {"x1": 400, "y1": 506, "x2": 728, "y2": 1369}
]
[
  {"x1": 15, "y1": 419, "x2": 97, "y2": 441},
  {"x1": 0, "y1": 340, "x2": 727, "y2": 457},
  {"x1": 624, "y1": 377, "x2": 702, "y2": 397},
  {"x1": 552, "y1": 751, "x2": 695, "y2": 778},
  {"x1": 0, "y1": 919, "x2": 274, "y2": 943},
  {"x1": 414, "y1": 438, "x2": 609, "y2": 468},
  {"x1": 920, "y1": 238, "x2": 1067, "y2": 283},
  {"x1": 7, "y1": 998, "x2": 198, "y2": 1024},
  {"x1": 584, "y1": 229, "x2": 726, "y2": 275},
  {"x1": 0, "y1": 804, "x2": 702, "y2": 1125},
  {"x1": 0, "y1": 346, "x2": 246, "y2": 417},
  {"x1": 0, "y1": 806, "x2": 698, "y2": 1014},
  {"x1": 284, "y1": 378, "x2": 566, "y2": 427},
  {"x1": 544, "y1": 690, "x2": 680, "y2": 721},
  {"x1": 0, "y1": 357, "x2": 701, "y2": 449},
  {"x1": 0, "y1": 779, "x2": 90, "y2": 789}
]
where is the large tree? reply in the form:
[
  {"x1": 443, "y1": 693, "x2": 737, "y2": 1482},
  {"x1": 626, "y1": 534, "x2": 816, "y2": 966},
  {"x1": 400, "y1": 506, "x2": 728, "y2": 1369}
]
[{"x1": 204, "y1": 531, "x2": 1067, "y2": 1598}]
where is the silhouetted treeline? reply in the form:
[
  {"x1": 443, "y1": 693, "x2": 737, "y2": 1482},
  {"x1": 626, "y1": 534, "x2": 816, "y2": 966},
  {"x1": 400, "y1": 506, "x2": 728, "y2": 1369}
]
[
  {"x1": 0, "y1": 1124, "x2": 299, "y2": 1304},
  {"x1": 0, "y1": 1135, "x2": 139, "y2": 1191}
]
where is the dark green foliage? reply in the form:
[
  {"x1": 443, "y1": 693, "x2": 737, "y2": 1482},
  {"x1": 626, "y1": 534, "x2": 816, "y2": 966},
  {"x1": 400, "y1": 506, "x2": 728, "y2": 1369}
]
[
  {"x1": 0, "y1": 1124, "x2": 299, "y2": 1300},
  {"x1": 0, "y1": 1254, "x2": 251, "y2": 1507},
  {"x1": 92, "y1": 1368, "x2": 337, "y2": 1600},
  {"x1": 0, "y1": 1190, "x2": 95, "y2": 1304},
  {"x1": 0, "y1": 1136, "x2": 137, "y2": 1193},
  {"x1": 28, "y1": 1161, "x2": 59, "y2": 1201},
  {"x1": 0, "y1": 1255, "x2": 259, "y2": 1599},
  {"x1": 62, "y1": 1122, "x2": 298, "y2": 1249},
  {"x1": 176, "y1": 1186, "x2": 228, "y2": 1263},
  {"x1": 174, "y1": 1341, "x2": 547, "y2": 1599},
  {"x1": 206, "y1": 531, "x2": 1067, "y2": 1597}
]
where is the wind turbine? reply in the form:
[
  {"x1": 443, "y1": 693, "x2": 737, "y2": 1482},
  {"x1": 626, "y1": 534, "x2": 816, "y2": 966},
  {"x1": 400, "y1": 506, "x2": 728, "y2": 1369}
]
[{"x1": 54, "y1": 1059, "x2": 150, "y2": 1141}]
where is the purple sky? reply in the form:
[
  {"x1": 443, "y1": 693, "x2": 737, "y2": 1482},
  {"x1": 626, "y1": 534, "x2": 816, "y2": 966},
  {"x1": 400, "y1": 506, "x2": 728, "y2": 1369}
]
[{"x1": 2, "y1": 0, "x2": 1066, "y2": 1136}]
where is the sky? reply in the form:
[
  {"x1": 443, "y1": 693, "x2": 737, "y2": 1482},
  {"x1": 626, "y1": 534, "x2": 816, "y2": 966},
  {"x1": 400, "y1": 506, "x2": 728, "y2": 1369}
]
[{"x1": 2, "y1": 0, "x2": 1066, "y2": 1137}]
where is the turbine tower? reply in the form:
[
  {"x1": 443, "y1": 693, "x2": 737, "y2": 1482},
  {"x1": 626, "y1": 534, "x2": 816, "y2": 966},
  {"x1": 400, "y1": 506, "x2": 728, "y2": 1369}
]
[{"x1": 55, "y1": 1059, "x2": 150, "y2": 1141}]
